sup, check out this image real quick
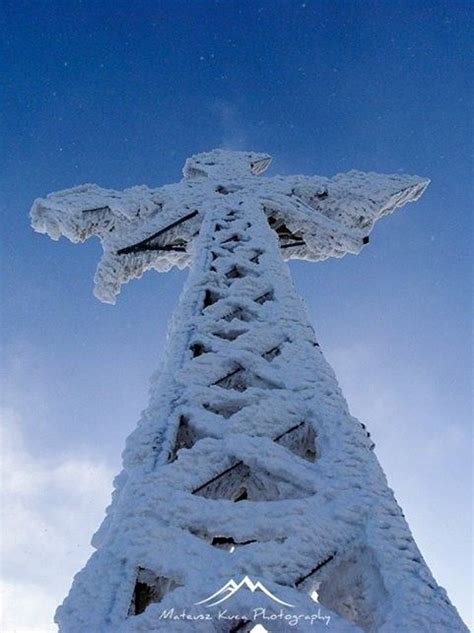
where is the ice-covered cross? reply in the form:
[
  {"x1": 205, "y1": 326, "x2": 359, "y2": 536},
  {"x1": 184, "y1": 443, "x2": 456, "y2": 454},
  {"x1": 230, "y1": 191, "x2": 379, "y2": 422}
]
[
  {"x1": 30, "y1": 152, "x2": 469, "y2": 633},
  {"x1": 30, "y1": 149, "x2": 428, "y2": 304}
]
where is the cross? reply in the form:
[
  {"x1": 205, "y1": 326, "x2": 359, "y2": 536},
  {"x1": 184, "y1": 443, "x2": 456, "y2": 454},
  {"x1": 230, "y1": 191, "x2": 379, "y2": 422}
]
[
  {"x1": 30, "y1": 149, "x2": 428, "y2": 304},
  {"x1": 32, "y1": 151, "x2": 462, "y2": 633}
]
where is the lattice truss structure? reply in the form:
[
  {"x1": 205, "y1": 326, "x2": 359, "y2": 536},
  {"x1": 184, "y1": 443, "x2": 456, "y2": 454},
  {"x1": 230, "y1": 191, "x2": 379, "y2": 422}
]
[{"x1": 31, "y1": 151, "x2": 467, "y2": 633}]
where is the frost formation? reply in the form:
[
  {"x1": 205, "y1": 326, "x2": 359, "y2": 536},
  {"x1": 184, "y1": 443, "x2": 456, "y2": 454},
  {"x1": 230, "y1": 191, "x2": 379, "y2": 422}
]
[{"x1": 31, "y1": 150, "x2": 467, "y2": 632}]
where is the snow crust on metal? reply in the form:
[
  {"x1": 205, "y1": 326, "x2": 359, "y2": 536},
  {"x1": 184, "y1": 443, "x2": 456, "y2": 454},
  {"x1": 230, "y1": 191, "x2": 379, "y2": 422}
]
[
  {"x1": 31, "y1": 149, "x2": 428, "y2": 304},
  {"x1": 30, "y1": 152, "x2": 467, "y2": 632}
]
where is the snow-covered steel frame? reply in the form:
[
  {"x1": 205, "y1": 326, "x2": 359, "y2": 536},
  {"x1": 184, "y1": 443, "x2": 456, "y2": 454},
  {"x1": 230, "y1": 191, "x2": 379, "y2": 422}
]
[{"x1": 31, "y1": 150, "x2": 467, "y2": 633}]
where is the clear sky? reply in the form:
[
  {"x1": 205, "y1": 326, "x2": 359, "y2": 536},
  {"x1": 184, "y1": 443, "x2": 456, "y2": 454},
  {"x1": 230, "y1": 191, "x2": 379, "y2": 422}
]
[{"x1": 1, "y1": 1, "x2": 472, "y2": 631}]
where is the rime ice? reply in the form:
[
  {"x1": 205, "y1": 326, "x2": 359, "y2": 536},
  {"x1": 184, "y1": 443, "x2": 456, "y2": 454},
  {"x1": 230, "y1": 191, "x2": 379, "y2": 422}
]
[
  {"x1": 31, "y1": 151, "x2": 468, "y2": 632},
  {"x1": 31, "y1": 149, "x2": 427, "y2": 305}
]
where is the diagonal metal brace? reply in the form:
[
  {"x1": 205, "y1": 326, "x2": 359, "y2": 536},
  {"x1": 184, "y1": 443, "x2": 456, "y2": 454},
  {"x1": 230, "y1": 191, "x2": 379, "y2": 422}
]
[
  {"x1": 295, "y1": 552, "x2": 336, "y2": 586},
  {"x1": 82, "y1": 206, "x2": 111, "y2": 214},
  {"x1": 280, "y1": 240, "x2": 306, "y2": 249},
  {"x1": 192, "y1": 421, "x2": 307, "y2": 494},
  {"x1": 117, "y1": 210, "x2": 199, "y2": 255}
]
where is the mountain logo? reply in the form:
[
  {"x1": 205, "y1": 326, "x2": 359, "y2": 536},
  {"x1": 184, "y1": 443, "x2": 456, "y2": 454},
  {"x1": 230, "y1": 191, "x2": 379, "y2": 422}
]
[{"x1": 195, "y1": 576, "x2": 294, "y2": 608}]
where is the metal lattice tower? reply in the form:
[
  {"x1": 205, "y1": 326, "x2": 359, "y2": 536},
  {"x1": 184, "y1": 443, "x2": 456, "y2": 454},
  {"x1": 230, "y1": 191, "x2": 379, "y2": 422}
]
[{"x1": 31, "y1": 150, "x2": 467, "y2": 633}]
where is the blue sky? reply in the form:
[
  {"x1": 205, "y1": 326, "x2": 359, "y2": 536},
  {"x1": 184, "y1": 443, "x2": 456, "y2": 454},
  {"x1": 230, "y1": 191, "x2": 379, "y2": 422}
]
[{"x1": 1, "y1": 1, "x2": 472, "y2": 631}]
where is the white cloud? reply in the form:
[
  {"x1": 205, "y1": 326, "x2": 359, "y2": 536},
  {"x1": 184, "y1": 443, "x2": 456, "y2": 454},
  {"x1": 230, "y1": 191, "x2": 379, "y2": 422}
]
[{"x1": 0, "y1": 408, "x2": 114, "y2": 633}]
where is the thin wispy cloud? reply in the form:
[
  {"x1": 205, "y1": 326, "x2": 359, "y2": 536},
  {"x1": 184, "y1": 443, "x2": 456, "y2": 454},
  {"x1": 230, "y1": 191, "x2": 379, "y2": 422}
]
[
  {"x1": 0, "y1": 407, "x2": 113, "y2": 633},
  {"x1": 210, "y1": 99, "x2": 250, "y2": 150}
]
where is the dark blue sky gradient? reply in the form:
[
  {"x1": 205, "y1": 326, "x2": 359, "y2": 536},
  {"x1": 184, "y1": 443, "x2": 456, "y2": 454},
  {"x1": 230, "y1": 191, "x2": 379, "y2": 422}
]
[{"x1": 1, "y1": 0, "x2": 472, "y2": 626}]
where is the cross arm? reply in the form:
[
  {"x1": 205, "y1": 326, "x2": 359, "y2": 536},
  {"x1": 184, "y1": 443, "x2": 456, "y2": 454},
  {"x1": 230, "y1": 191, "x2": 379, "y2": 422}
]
[
  {"x1": 260, "y1": 170, "x2": 430, "y2": 261},
  {"x1": 30, "y1": 182, "x2": 202, "y2": 303}
]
